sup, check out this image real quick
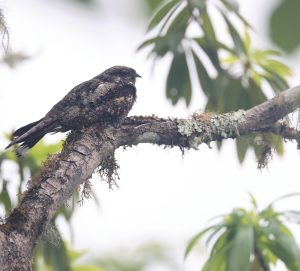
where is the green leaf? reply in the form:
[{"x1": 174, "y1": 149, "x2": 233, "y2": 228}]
[
  {"x1": 166, "y1": 5, "x2": 190, "y2": 34},
  {"x1": 53, "y1": 241, "x2": 72, "y2": 271},
  {"x1": 236, "y1": 136, "x2": 251, "y2": 164},
  {"x1": 4, "y1": 149, "x2": 18, "y2": 163},
  {"x1": 211, "y1": 229, "x2": 231, "y2": 253},
  {"x1": 245, "y1": 79, "x2": 268, "y2": 107},
  {"x1": 29, "y1": 140, "x2": 62, "y2": 166},
  {"x1": 214, "y1": 40, "x2": 235, "y2": 54},
  {"x1": 263, "y1": 218, "x2": 300, "y2": 270},
  {"x1": 137, "y1": 37, "x2": 158, "y2": 51},
  {"x1": 200, "y1": 8, "x2": 217, "y2": 46},
  {"x1": 193, "y1": 37, "x2": 222, "y2": 71},
  {"x1": 189, "y1": 0, "x2": 206, "y2": 10},
  {"x1": 252, "y1": 49, "x2": 292, "y2": 90},
  {"x1": 58, "y1": 202, "x2": 76, "y2": 221},
  {"x1": 214, "y1": 77, "x2": 267, "y2": 112},
  {"x1": 262, "y1": 69, "x2": 289, "y2": 94},
  {"x1": 260, "y1": 59, "x2": 292, "y2": 77},
  {"x1": 153, "y1": 37, "x2": 173, "y2": 57},
  {"x1": 247, "y1": 191, "x2": 258, "y2": 209},
  {"x1": 206, "y1": 231, "x2": 233, "y2": 271},
  {"x1": 270, "y1": 0, "x2": 300, "y2": 53},
  {"x1": 204, "y1": 75, "x2": 228, "y2": 111},
  {"x1": 268, "y1": 134, "x2": 284, "y2": 156},
  {"x1": 205, "y1": 223, "x2": 227, "y2": 247},
  {"x1": 139, "y1": 35, "x2": 182, "y2": 58},
  {"x1": 166, "y1": 52, "x2": 192, "y2": 106},
  {"x1": 138, "y1": 35, "x2": 183, "y2": 59},
  {"x1": 244, "y1": 27, "x2": 251, "y2": 52},
  {"x1": 203, "y1": 246, "x2": 228, "y2": 271},
  {"x1": 185, "y1": 224, "x2": 223, "y2": 258},
  {"x1": 222, "y1": 54, "x2": 239, "y2": 64},
  {"x1": 157, "y1": 2, "x2": 182, "y2": 35},
  {"x1": 38, "y1": 238, "x2": 71, "y2": 271},
  {"x1": 266, "y1": 77, "x2": 288, "y2": 95},
  {"x1": 192, "y1": 49, "x2": 215, "y2": 96},
  {"x1": 220, "y1": 0, "x2": 239, "y2": 12},
  {"x1": 235, "y1": 13, "x2": 251, "y2": 29},
  {"x1": 221, "y1": 11, "x2": 246, "y2": 57},
  {"x1": 220, "y1": 0, "x2": 251, "y2": 27},
  {"x1": 251, "y1": 70, "x2": 262, "y2": 87},
  {"x1": 147, "y1": 0, "x2": 180, "y2": 32},
  {"x1": 253, "y1": 50, "x2": 279, "y2": 61},
  {"x1": 144, "y1": 0, "x2": 163, "y2": 13},
  {"x1": 0, "y1": 180, "x2": 12, "y2": 211},
  {"x1": 68, "y1": 247, "x2": 87, "y2": 263},
  {"x1": 0, "y1": 152, "x2": 6, "y2": 166},
  {"x1": 227, "y1": 224, "x2": 254, "y2": 271}
]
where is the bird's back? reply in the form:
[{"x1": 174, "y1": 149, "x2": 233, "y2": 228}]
[{"x1": 46, "y1": 79, "x2": 137, "y2": 130}]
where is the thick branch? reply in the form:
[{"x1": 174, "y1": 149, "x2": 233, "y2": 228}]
[
  {"x1": 0, "y1": 129, "x2": 116, "y2": 271},
  {"x1": 1, "y1": 85, "x2": 300, "y2": 270}
]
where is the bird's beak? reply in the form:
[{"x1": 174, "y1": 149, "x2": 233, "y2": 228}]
[{"x1": 136, "y1": 73, "x2": 142, "y2": 78}]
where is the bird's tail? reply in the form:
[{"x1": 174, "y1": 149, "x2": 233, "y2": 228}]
[
  {"x1": 5, "y1": 118, "x2": 57, "y2": 155},
  {"x1": 12, "y1": 119, "x2": 42, "y2": 137}
]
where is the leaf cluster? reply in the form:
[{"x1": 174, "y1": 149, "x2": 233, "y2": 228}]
[
  {"x1": 138, "y1": 0, "x2": 291, "y2": 163},
  {"x1": 185, "y1": 193, "x2": 300, "y2": 271}
]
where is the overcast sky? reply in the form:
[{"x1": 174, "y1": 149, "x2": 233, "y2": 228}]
[{"x1": 1, "y1": 0, "x2": 300, "y2": 270}]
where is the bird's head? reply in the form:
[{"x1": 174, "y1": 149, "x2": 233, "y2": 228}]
[{"x1": 96, "y1": 66, "x2": 141, "y2": 84}]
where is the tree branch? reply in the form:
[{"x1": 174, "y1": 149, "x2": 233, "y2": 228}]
[{"x1": 1, "y1": 85, "x2": 300, "y2": 270}]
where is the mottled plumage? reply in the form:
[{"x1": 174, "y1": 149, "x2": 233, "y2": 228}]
[{"x1": 6, "y1": 66, "x2": 141, "y2": 154}]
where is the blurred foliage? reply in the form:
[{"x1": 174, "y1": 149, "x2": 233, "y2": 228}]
[
  {"x1": 144, "y1": 0, "x2": 163, "y2": 14},
  {"x1": 138, "y1": 0, "x2": 292, "y2": 163},
  {"x1": 236, "y1": 133, "x2": 283, "y2": 165},
  {"x1": 34, "y1": 242, "x2": 104, "y2": 271},
  {"x1": 95, "y1": 242, "x2": 179, "y2": 271},
  {"x1": 0, "y1": 9, "x2": 30, "y2": 68},
  {"x1": 270, "y1": 0, "x2": 300, "y2": 53},
  {"x1": 34, "y1": 241, "x2": 179, "y2": 271},
  {"x1": 1, "y1": 135, "x2": 63, "y2": 203},
  {"x1": 72, "y1": 0, "x2": 95, "y2": 4},
  {"x1": 0, "y1": 137, "x2": 99, "y2": 271},
  {"x1": 66, "y1": 0, "x2": 99, "y2": 7},
  {"x1": 185, "y1": 193, "x2": 300, "y2": 271},
  {"x1": 2, "y1": 51, "x2": 30, "y2": 68}
]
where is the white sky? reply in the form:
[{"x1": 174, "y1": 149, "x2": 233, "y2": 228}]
[{"x1": 1, "y1": 0, "x2": 300, "y2": 270}]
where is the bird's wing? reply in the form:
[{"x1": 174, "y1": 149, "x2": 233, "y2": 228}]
[
  {"x1": 44, "y1": 79, "x2": 111, "y2": 117},
  {"x1": 5, "y1": 80, "x2": 109, "y2": 151}
]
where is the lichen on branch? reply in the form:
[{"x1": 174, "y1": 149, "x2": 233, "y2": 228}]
[{"x1": 177, "y1": 110, "x2": 246, "y2": 149}]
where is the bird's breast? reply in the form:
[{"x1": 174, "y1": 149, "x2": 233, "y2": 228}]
[{"x1": 113, "y1": 94, "x2": 135, "y2": 105}]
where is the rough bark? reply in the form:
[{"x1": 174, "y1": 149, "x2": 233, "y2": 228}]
[{"x1": 1, "y1": 85, "x2": 300, "y2": 271}]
